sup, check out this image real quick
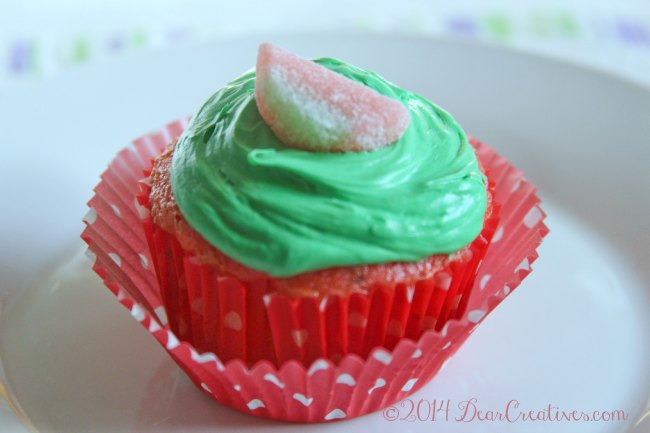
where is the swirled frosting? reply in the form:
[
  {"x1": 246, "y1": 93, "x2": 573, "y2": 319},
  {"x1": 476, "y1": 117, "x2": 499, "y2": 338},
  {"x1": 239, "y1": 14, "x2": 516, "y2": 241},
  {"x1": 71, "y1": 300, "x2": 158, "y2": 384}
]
[{"x1": 171, "y1": 58, "x2": 487, "y2": 277}]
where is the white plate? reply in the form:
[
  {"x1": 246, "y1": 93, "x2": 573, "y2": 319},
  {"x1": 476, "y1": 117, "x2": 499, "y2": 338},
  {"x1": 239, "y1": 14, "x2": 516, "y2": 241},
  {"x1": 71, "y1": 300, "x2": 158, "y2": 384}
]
[{"x1": 0, "y1": 34, "x2": 649, "y2": 433}]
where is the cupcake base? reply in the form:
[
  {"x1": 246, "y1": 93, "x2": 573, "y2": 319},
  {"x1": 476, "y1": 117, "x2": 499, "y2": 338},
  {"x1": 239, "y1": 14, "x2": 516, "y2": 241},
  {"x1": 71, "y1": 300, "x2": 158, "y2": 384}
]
[
  {"x1": 81, "y1": 119, "x2": 548, "y2": 422},
  {"x1": 139, "y1": 183, "x2": 499, "y2": 367}
]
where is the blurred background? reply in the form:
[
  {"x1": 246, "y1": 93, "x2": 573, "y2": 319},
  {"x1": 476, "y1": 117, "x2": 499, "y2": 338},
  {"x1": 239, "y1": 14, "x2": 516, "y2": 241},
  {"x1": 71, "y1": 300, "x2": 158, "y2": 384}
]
[{"x1": 2, "y1": 0, "x2": 649, "y2": 90}]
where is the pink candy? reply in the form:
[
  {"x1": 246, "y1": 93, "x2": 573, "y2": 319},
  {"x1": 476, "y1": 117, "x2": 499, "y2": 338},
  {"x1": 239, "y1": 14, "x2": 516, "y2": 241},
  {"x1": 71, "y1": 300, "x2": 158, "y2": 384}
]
[{"x1": 255, "y1": 43, "x2": 410, "y2": 152}]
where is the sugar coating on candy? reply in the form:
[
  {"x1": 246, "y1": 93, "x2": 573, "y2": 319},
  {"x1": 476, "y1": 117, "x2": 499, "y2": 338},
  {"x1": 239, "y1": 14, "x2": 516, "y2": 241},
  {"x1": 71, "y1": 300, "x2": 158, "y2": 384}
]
[{"x1": 255, "y1": 43, "x2": 410, "y2": 152}]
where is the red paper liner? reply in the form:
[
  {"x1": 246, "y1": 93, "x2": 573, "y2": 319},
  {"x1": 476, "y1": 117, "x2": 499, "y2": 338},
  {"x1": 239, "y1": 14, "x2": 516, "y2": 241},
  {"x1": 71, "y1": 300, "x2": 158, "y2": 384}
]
[{"x1": 81, "y1": 119, "x2": 548, "y2": 423}]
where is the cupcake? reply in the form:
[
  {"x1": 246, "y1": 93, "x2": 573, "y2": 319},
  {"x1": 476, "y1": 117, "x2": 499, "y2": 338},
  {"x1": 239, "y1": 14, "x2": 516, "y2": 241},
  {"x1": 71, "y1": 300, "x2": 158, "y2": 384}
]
[
  {"x1": 82, "y1": 43, "x2": 547, "y2": 422},
  {"x1": 139, "y1": 43, "x2": 498, "y2": 366}
]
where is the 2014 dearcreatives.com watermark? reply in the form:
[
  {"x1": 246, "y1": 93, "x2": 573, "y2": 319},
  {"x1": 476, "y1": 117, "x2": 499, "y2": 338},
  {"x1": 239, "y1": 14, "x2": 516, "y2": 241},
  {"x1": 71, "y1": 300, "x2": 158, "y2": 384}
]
[{"x1": 383, "y1": 398, "x2": 629, "y2": 425}]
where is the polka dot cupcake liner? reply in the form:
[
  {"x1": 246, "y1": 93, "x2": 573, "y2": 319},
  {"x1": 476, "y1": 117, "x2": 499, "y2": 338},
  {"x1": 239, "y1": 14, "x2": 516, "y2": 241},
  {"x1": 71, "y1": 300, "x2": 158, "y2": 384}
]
[{"x1": 81, "y1": 120, "x2": 548, "y2": 423}]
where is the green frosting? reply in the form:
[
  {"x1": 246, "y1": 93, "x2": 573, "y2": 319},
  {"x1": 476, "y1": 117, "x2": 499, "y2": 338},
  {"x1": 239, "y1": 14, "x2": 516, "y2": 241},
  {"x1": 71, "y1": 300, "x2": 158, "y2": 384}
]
[{"x1": 171, "y1": 58, "x2": 487, "y2": 277}]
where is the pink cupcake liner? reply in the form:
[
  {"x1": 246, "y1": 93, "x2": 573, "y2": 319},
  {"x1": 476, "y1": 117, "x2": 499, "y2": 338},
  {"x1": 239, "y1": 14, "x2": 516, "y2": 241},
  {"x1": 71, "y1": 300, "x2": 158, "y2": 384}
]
[{"x1": 81, "y1": 120, "x2": 548, "y2": 423}]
